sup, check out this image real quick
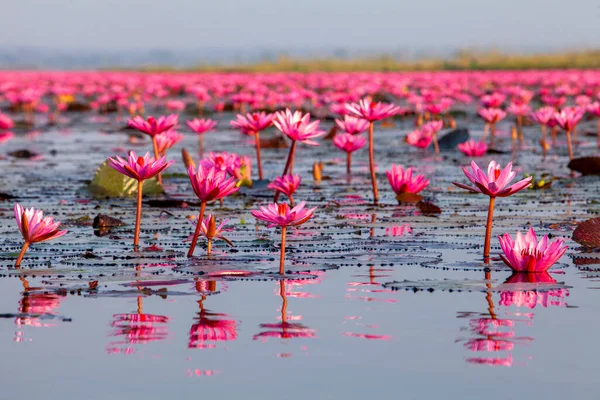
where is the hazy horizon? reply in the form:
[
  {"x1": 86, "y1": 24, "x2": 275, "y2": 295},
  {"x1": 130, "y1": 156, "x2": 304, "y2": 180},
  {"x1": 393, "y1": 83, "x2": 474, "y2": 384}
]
[{"x1": 3, "y1": 0, "x2": 600, "y2": 51}]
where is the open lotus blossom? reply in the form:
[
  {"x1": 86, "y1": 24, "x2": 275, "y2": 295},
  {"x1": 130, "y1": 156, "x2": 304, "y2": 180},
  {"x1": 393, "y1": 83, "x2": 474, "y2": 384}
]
[
  {"x1": 0, "y1": 131, "x2": 14, "y2": 143},
  {"x1": 453, "y1": 160, "x2": 532, "y2": 260},
  {"x1": 128, "y1": 114, "x2": 178, "y2": 137},
  {"x1": 480, "y1": 93, "x2": 506, "y2": 108},
  {"x1": 230, "y1": 112, "x2": 274, "y2": 179},
  {"x1": 587, "y1": 102, "x2": 600, "y2": 148},
  {"x1": 345, "y1": 98, "x2": 400, "y2": 204},
  {"x1": 507, "y1": 102, "x2": 531, "y2": 142},
  {"x1": 201, "y1": 151, "x2": 243, "y2": 176},
  {"x1": 187, "y1": 118, "x2": 217, "y2": 155},
  {"x1": 155, "y1": 130, "x2": 183, "y2": 155},
  {"x1": 13, "y1": 203, "x2": 67, "y2": 267},
  {"x1": 421, "y1": 120, "x2": 443, "y2": 155},
  {"x1": 406, "y1": 127, "x2": 433, "y2": 149},
  {"x1": 335, "y1": 115, "x2": 370, "y2": 135},
  {"x1": 498, "y1": 228, "x2": 568, "y2": 272},
  {"x1": 187, "y1": 165, "x2": 239, "y2": 256},
  {"x1": 191, "y1": 214, "x2": 234, "y2": 255},
  {"x1": 0, "y1": 113, "x2": 14, "y2": 130},
  {"x1": 458, "y1": 140, "x2": 488, "y2": 157},
  {"x1": 252, "y1": 201, "x2": 316, "y2": 274},
  {"x1": 166, "y1": 100, "x2": 186, "y2": 112},
  {"x1": 531, "y1": 107, "x2": 556, "y2": 156},
  {"x1": 268, "y1": 174, "x2": 301, "y2": 204},
  {"x1": 554, "y1": 106, "x2": 585, "y2": 159},
  {"x1": 386, "y1": 164, "x2": 429, "y2": 200},
  {"x1": 478, "y1": 107, "x2": 506, "y2": 147},
  {"x1": 108, "y1": 151, "x2": 174, "y2": 247},
  {"x1": 273, "y1": 109, "x2": 325, "y2": 199},
  {"x1": 333, "y1": 133, "x2": 367, "y2": 174},
  {"x1": 128, "y1": 114, "x2": 178, "y2": 184},
  {"x1": 344, "y1": 99, "x2": 400, "y2": 122}
]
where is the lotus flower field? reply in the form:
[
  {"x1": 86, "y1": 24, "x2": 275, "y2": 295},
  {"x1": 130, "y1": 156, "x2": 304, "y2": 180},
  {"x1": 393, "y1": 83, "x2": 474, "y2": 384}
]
[{"x1": 0, "y1": 70, "x2": 599, "y2": 398}]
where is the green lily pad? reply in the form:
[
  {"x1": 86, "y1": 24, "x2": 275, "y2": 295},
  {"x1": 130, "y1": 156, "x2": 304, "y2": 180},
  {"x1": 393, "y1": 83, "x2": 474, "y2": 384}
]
[{"x1": 88, "y1": 160, "x2": 164, "y2": 197}]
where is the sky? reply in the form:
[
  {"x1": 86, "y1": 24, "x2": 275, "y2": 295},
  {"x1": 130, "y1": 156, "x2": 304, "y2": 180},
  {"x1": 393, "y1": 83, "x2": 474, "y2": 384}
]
[{"x1": 2, "y1": 0, "x2": 600, "y2": 51}]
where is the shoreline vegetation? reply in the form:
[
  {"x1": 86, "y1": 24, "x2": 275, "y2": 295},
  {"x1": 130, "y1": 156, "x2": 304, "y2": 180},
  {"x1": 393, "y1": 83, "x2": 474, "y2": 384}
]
[{"x1": 135, "y1": 50, "x2": 600, "y2": 73}]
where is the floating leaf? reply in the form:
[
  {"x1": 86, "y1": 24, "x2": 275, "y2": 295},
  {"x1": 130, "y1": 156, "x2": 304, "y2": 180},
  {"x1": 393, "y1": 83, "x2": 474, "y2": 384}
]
[
  {"x1": 438, "y1": 128, "x2": 469, "y2": 151},
  {"x1": 568, "y1": 156, "x2": 600, "y2": 175},
  {"x1": 89, "y1": 160, "x2": 163, "y2": 197},
  {"x1": 572, "y1": 218, "x2": 600, "y2": 248}
]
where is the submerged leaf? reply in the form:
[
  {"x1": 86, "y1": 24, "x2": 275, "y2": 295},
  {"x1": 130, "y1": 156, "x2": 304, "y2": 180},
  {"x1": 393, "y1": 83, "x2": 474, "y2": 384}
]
[{"x1": 568, "y1": 156, "x2": 600, "y2": 175}]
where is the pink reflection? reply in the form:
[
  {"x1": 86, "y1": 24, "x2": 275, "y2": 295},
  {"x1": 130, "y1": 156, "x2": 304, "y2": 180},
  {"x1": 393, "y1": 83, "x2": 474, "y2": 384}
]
[
  {"x1": 106, "y1": 266, "x2": 170, "y2": 354},
  {"x1": 14, "y1": 278, "x2": 65, "y2": 334},
  {"x1": 254, "y1": 281, "x2": 316, "y2": 342},
  {"x1": 343, "y1": 332, "x2": 392, "y2": 340},
  {"x1": 385, "y1": 224, "x2": 412, "y2": 236},
  {"x1": 189, "y1": 290, "x2": 238, "y2": 349}
]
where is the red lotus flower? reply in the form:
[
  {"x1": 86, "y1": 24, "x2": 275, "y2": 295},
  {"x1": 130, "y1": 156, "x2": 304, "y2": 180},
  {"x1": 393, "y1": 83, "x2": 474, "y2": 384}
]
[
  {"x1": 273, "y1": 109, "x2": 325, "y2": 145},
  {"x1": 386, "y1": 164, "x2": 429, "y2": 195},
  {"x1": 108, "y1": 151, "x2": 173, "y2": 181},
  {"x1": 186, "y1": 118, "x2": 217, "y2": 135},
  {"x1": 458, "y1": 140, "x2": 487, "y2": 157},
  {"x1": 268, "y1": 174, "x2": 301, "y2": 203},
  {"x1": 453, "y1": 160, "x2": 531, "y2": 198},
  {"x1": 344, "y1": 99, "x2": 400, "y2": 122},
  {"x1": 335, "y1": 115, "x2": 370, "y2": 135}
]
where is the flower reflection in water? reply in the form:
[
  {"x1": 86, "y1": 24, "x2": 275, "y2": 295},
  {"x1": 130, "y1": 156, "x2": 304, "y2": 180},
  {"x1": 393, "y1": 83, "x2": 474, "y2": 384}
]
[
  {"x1": 14, "y1": 277, "x2": 65, "y2": 342},
  {"x1": 458, "y1": 271, "x2": 569, "y2": 367},
  {"x1": 254, "y1": 281, "x2": 316, "y2": 346},
  {"x1": 189, "y1": 280, "x2": 238, "y2": 349},
  {"x1": 344, "y1": 214, "x2": 394, "y2": 340},
  {"x1": 107, "y1": 266, "x2": 170, "y2": 355}
]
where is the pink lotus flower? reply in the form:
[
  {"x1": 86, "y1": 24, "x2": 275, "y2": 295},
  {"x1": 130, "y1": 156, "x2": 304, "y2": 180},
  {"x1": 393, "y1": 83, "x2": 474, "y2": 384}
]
[
  {"x1": 506, "y1": 102, "x2": 531, "y2": 116},
  {"x1": 191, "y1": 214, "x2": 234, "y2": 254},
  {"x1": 386, "y1": 164, "x2": 429, "y2": 195},
  {"x1": 155, "y1": 130, "x2": 183, "y2": 154},
  {"x1": 480, "y1": 93, "x2": 505, "y2": 108},
  {"x1": 230, "y1": 112, "x2": 274, "y2": 135},
  {"x1": 108, "y1": 151, "x2": 173, "y2": 181},
  {"x1": 344, "y1": 99, "x2": 400, "y2": 122},
  {"x1": 128, "y1": 114, "x2": 178, "y2": 137},
  {"x1": 230, "y1": 112, "x2": 274, "y2": 180},
  {"x1": 273, "y1": 109, "x2": 325, "y2": 145},
  {"x1": 187, "y1": 165, "x2": 239, "y2": 256},
  {"x1": 14, "y1": 203, "x2": 67, "y2": 245},
  {"x1": 406, "y1": 128, "x2": 433, "y2": 149},
  {"x1": 188, "y1": 165, "x2": 239, "y2": 203},
  {"x1": 498, "y1": 228, "x2": 568, "y2": 272},
  {"x1": 453, "y1": 160, "x2": 532, "y2": 260},
  {"x1": 422, "y1": 120, "x2": 443, "y2": 134},
  {"x1": 186, "y1": 118, "x2": 217, "y2": 135},
  {"x1": 478, "y1": 108, "x2": 507, "y2": 124},
  {"x1": 200, "y1": 152, "x2": 244, "y2": 177},
  {"x1": 252, "y1": 202, "x2": 316, "y2": 274},
  {"x1": 0, "y1": 113, "x2": 14, "y2": 130},
  {"x1": 13, "y1": 203, "x2": 67, "y2": 267},
  {"x1": 453, "y1": 160, "x2": 532, "y2": 198},
  {"x1": 108, "y1": 151, "x2": 173, "y2": 248},
  {"x1": 458, "y1": 140, "x2": 487, "y2": 157},
  {"x1": 252, "y1": 201, "x2": 316, "y2": 228},
  {"x1": 554, "y1": 107, "x2": 585, "y2": 131},
  {"x1": 335, "y1": 116, "x2": 369, "y2": 135},
  {"x1": 166, "y1": 100, "x2": 186, "y2": 112},
  {"x1": 0, "y1": 131, "x2": 14, "y2": 143},
  {"x1": 268, "y1": 174, "x2": 301, "y2": 203},
  {"x1": 531, "y1": 107, "x2": 556, "y2": 126},
  {"x1": 333, "y1": 133, "x2": 367, "y2": 153}
]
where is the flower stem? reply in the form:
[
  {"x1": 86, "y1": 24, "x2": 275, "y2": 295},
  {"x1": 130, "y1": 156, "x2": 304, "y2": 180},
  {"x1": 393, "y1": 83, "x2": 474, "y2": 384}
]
[
  {"x1": 255, "y1": 131, "x2": 263, "y2": 180},
  {"x1": 134, "y1": 180, "x2": 143, "y2": 249},
  {"x1": 432, "y1": 132, "x2": 440, "y2": 155},
  {"x1": 346, "y1": 152, "x2": 352, "y2": 174},
  {"x1": 207, "y1": 238, "x2": 212, "y2": 255},
  {"x1": 597, "y1": 119, "x2": 600, "y2": 149},
  {"x1": 279, "y1": 226, "x2": 287, "y2": 275},
  {"x1": 188, "y1": 201, "x2": 207, "y2": 257},
  {"x1": 541, "y1": 125, "x2": 547, "y2": 158},
  {"x1": 275, "y1": 141, "x2": 297, "y2": 202},
  {"x1": 483, "y1": 197, "x2": 495, "y2": 262},
  {"x1": 15, "y1": 241, "x2": 30, "y2": 268},
  {"x1": 151, "y1": 137, "x2": 163, "y2": 185},
  {"x1": 490, "y1": 123, "x2": 496, "y2": 148},
  {"x1": 289, "y1": 195, "x2": 294, "y2": 207},
  {"x1": 368, "y1": 121, "x2": 379, "y2": 204},
  {"x1": 566, "y1": 129, "x2": 574, "y2": 160},
  {"x1": 199, "y1": 135, "x2": 204, "y2": 156}
]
